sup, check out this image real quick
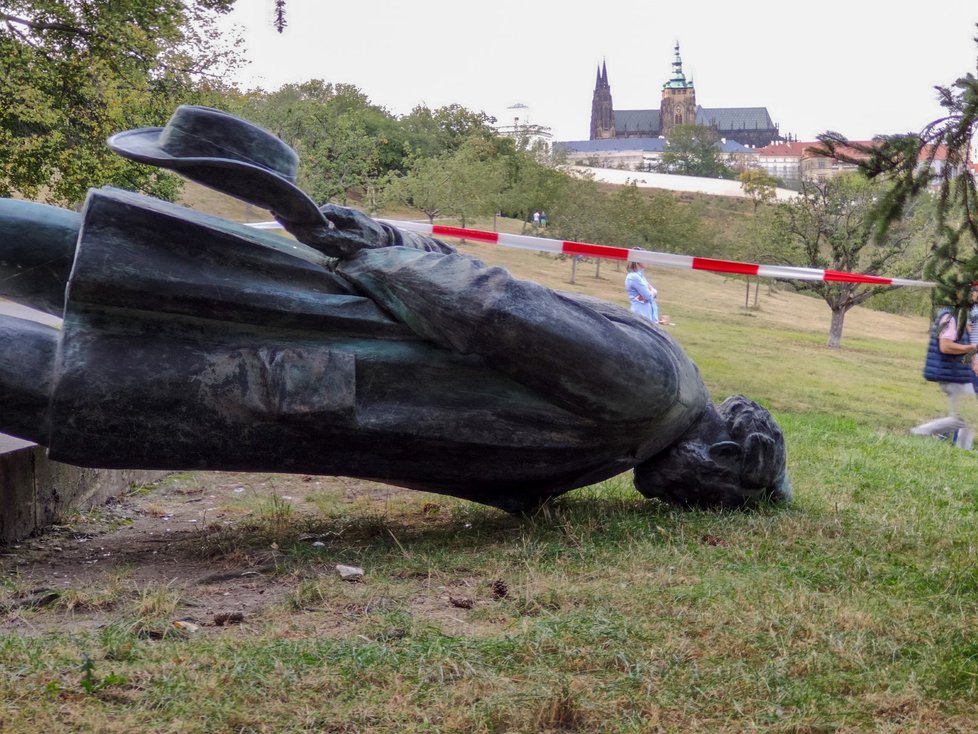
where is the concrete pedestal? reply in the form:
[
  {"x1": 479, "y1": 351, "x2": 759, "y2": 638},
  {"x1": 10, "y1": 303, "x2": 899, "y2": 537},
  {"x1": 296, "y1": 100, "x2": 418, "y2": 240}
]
[
  {"x1": 0, "y1": 435, "x2": 162, "y2": 543},
  {"x1": 0, "y1": 300, "x2": 165, "y2": 542}
]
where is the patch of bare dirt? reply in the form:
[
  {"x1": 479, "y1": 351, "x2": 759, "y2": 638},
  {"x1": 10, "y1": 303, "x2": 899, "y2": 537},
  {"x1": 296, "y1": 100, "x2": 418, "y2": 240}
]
[{"x1": 0, "y1": 472, "x2": 414, "y2": 636}]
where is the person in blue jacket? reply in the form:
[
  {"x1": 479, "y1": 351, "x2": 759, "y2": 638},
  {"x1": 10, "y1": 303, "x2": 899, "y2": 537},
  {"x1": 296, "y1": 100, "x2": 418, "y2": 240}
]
[
  {"x1": 625, "y1": 260, "x2": 658, "y2": 322},
  {"x1": 913, "y1": 287, "x2": 978, "y2": 449}
]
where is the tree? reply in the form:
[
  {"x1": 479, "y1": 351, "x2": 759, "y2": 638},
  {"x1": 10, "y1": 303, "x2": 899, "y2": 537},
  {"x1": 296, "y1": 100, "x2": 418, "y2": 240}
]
[
  {"x1": 545, "y1": 175, "x2": 706, "y2": 258},
  {"x1": 814, "y1": 24, "x2": 978, "y2": 320},
  {"x1": 762, "y1": 175, "x2": 928, "y2": 347},
  {"x1": 240, "y1": 81, "x2": 404, "y2": 205},
  {"x1": 0, "y1": 0, "x2": 241, "y2": 206},
  {"x1": 241, "y1": 86, "x2": 501, "y2": 209},
  {"x1": 544, "y1": 172, "x2": 617, "y2": 245},
  {"x1": 657, "y1": 124, "x2": 735, "y2": 179},
  {"x1": 399, "y1": 103, "x2": 496, "y2": 159},
  {"x1": 495, "y1": 144, "x2": 567, "y2": 233},
  {"x1": 384, "y1": 136, "x2": 506, "y2": 227},
  {"x1": 302, "y1": 112, "x2": 380, "y2": 206},
  {"x1": 739, "y1": 168, "x2": 778, "y2": 211},
  {"x1": 383, "y1": 154, "x2": 448, "y2": 224}
]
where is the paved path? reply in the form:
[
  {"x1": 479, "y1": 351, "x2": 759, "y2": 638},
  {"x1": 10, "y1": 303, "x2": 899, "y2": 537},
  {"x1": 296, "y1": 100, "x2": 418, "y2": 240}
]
[{"x1": 569, "y1": 166, "x2": 798, "y2": 200}]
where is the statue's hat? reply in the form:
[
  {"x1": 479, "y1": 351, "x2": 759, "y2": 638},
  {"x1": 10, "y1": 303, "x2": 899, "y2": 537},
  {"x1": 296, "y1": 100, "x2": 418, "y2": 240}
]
[{"x1": 107, "y1": 105, "x2": 325, "y2": 225}]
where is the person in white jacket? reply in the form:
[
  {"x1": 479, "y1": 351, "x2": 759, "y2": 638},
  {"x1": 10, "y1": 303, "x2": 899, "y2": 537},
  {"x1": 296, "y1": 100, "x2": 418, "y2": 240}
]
[{"x1": 625, "y1": 261, "x2": 658, "y2": 322}]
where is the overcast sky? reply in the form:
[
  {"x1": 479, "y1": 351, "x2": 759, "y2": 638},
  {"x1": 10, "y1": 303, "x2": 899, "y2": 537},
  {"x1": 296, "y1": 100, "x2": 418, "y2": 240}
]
[{"x1": 218, "y1": 1, "x2": 978, "y2": 144}]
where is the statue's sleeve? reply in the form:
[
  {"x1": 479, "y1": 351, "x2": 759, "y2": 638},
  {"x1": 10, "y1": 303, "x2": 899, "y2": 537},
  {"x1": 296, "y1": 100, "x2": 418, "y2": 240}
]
[
  {"x1": 336, "y1": 247, "x2": 708, "y2": 425},
  {"x1": 280, "y1": 204, "x2": 457, "y2": 258}
]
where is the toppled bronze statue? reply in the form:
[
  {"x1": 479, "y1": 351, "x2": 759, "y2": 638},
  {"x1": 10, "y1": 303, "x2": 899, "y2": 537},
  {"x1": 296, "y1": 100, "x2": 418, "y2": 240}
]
[{"x1": 0, "y1": 106, "x2": 789, "y2": 512}]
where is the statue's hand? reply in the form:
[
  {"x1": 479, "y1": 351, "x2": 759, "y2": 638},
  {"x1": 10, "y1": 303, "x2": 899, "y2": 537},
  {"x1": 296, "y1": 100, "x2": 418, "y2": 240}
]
[
  {"x1": 277, "y1": 204, "x2": 394, "y2": 259},
  {"x1": 279, "y1": 204, "x2": 456, "y2": 259}
]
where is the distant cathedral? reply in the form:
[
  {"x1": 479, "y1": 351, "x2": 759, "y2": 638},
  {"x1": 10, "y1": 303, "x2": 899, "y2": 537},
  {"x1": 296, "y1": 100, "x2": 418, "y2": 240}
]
[{"x1": 589, "y1": 44, "x2": 783, "y2": 148}]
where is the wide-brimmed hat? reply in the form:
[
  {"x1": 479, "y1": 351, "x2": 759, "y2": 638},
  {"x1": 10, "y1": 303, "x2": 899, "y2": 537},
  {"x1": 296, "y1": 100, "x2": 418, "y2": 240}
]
[{"x1": 107, "y1": 105, "x2": 326, "y2": 225}]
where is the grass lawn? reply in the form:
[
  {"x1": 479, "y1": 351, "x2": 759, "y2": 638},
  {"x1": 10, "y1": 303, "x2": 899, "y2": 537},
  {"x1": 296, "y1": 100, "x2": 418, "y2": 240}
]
[{"x1": 2, "y1": 191, "x2": 977, "y2": 733}]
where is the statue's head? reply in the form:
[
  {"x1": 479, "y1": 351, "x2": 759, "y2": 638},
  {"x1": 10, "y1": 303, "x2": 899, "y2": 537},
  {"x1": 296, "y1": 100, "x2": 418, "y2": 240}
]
[{"x1": 633, "y1": 395, "x2": 790, "y2": 508}]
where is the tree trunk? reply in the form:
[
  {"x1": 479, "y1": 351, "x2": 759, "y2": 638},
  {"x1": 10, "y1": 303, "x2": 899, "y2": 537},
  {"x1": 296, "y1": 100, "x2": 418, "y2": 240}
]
[{"x1": 827, "y1": 307, "x2": 847, "y2": 348}]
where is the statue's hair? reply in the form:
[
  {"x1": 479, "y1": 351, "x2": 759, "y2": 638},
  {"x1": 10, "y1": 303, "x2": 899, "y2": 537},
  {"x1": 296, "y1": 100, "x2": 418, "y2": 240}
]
[
  {"x1": 632, "y1": 395, "x2": 790, "y2": 508},
  {"x1": 717, "y1": 395, "x2": 787, "y2": 491}
]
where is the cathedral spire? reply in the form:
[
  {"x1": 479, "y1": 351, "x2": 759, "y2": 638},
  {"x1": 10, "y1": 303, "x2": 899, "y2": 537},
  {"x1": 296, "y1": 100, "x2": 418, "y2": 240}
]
[
  {"x1": 660, "y1": 42, "x2": 696, "y2": 136},
  {"x1": 589, "y1": 58, "x2": 615, "y2": 139},
  {"x1": 595, "y1": 59, "x2": 609, "y2": 89},
  {"x1": 663, "y1": 42, "x2": 693, "y2": 90}
]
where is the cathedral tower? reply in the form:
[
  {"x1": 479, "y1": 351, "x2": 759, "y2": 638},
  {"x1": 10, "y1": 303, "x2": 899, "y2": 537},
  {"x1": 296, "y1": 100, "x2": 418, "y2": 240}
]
[
  {"x1": 589, "y1": 60, "x2": 616, "y2": 140},
  {"x1": 659, "y1": 43, "x2": 696, "y2": 136}
]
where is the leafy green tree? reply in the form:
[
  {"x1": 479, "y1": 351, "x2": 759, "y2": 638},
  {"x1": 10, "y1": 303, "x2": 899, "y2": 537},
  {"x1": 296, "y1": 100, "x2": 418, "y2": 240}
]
[
  {"x1": 302, "y1": 113, "x2": 380, "y2": 205},
  {"x1": 384, "y1": 136, "x2": 506, "y2": 227},
  {"x1": 606, "y1": 184, "x2": 705, "y2": 253},
  {"x1": 240, "y1": 81, "x2": 406, "y2": 205},
  {"x1": 243, "y1": 85, "x2": 501, "y2": 209},
  {"x1": 657, "y1": 124, "x2": 735, "y2": 179},
  {"x1": 761, "y1": 174, "x2": 928, "y2": 347},
  {"x1": 0, "y1": 0, "x2": 240, "y2": 206},
  {"x1": 236, "y1": 79, "x2": 334, "y2": 139},
  {"x1": 547, "y1": 177, "x2": 705, "y2": 257},
  {"x1": 436, "y1": 138, "x2": 507, "y2": 228},
  {"x1": 739, "y1": 168, "x2": 778, "y2": 211},
  {"x1": 399, "y1": 103, "x2": 497, "y2": 159},
  {"x1": 496, "y1": 145, "x2": 567, "y2": 232},
  {"x1": 544, "y1": 173, "x2": 616, "y2": 245},
  {"x1": 383, "y1": 154, "x2": 448, "y2": 224}
]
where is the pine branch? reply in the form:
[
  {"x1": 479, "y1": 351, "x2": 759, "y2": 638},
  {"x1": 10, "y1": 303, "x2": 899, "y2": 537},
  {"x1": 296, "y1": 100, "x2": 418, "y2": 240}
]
[{"x1": 274, "y1": 0, "x2": 287, "y2": 33}]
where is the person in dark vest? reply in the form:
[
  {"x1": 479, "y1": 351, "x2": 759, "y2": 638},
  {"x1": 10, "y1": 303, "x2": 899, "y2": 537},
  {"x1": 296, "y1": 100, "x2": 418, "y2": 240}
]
[
  {"x1": 0, "y1": 106, "x2": 790, "y2": 512},
  {"x1": 912, "y1": 285, "x2": 978, "y2": 449}
]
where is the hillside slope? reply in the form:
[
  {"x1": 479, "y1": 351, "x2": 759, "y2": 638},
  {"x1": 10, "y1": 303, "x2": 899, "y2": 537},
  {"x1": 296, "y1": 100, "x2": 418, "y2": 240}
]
[{"x1": 178, "y1": 180, "x2": 930, "y2": 347}]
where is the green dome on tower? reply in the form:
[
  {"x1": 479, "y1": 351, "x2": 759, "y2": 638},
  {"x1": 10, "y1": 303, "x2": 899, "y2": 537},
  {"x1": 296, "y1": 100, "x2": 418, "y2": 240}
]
[{"x1": 663, "y1": 42, "x2": 694, "y2": 90}]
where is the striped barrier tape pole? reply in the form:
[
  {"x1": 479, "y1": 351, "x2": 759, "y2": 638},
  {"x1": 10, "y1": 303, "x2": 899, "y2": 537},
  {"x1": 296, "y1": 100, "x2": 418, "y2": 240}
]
[
  {"x1": 379, "y1": 220, "x2": 935, "y2": 288},
  {"x1": 247, "y1": 218, "x2": 934, "y2": 288}
]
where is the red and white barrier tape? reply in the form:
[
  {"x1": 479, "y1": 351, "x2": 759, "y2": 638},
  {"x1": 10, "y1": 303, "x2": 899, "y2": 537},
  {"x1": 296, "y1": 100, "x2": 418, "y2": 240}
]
[{"x1": 247, "y1": 219, "x2": 934, "y2": 288}]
